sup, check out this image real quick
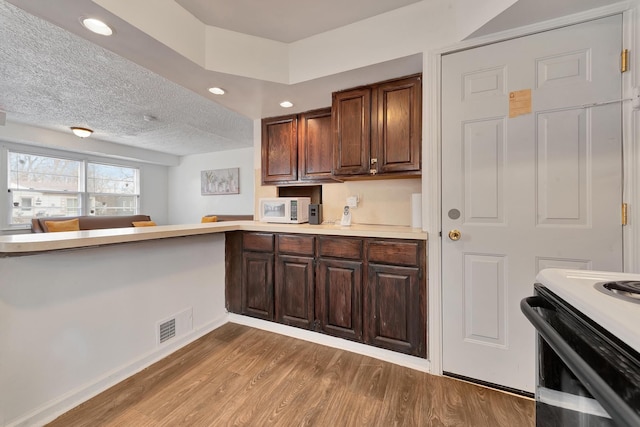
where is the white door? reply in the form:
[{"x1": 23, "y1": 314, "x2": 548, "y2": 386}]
[{"x1": 441, "y1": 15, "x2": 623, "y2": 393}]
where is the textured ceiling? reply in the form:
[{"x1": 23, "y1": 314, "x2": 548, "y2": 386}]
[
  {"x1": 176, "y1": 0, "x2": 422, "y2": 43},
  {"x1": 0, "y1": 0, "x2": 253, "y2": 156}
]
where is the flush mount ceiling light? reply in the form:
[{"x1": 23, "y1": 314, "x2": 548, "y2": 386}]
[
  {"x1": 81, "y1": 18, "x2": 113, "y2": 36},
  {"x1": 71, "y1": 127, "x2": 93, "y2": 138},
  {"x1": 208, "y1": 87, "x2": 225, "y2": 95},
  {"x1": 280, "y1": 101, "x2": 294, "y2": 108}
]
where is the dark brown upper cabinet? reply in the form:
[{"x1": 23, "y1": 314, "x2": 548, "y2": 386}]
[
  {"x1": 262, "y1": 108, "x2": 333, "y2": 185},
  {"x1": 332, "y1": 88, "x2": 371, "y2": 176},
  {"x1": 374, "y1": 76, "x2": 422, "y2": 174},
  {"x1": 332, "y1": 74, "x2": 422, "y2": 178},
  {"x1": 299, "y1": 108, "x2": 333, "y2": 181},
  {"x1": 262, "y1": 115, "x2": 298, "y2": 184}
]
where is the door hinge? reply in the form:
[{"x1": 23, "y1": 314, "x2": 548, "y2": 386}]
[
  {"x1": 621, "y1": 49, "x2": 630, "y2": 73},
  {"x1": 622, "y1": 203, "x2": 628, "y2": 226}
]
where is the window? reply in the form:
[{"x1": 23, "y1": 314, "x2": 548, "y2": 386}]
[
  {"x1": 8, "y1": 151, "x2": 139, "y2": 226},
  {"x1": 8, "y1": 153, "x2": 82, "y2": 225},
  {"x1": 87, "y1": 163, "x2": 139, "y2": 215}
]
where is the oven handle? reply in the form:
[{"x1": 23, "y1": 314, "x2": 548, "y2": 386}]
[{"x1": 521, "y1": 296, "x2": 640, "y2": 427}]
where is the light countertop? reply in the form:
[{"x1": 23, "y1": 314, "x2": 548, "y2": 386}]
[{"x1": 0, "y1": 221, "x2": 428, "y2": 255}]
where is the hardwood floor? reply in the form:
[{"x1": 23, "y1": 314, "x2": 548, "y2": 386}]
[{"x1": 47, "y1": 323, "x2": 534, "y2": 426}]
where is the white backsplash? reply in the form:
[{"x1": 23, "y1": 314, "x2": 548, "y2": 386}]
[{"x1": 254, "y1": 170, "x2": 421, "y2": 227}]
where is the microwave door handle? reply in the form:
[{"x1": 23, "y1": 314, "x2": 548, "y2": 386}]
[{"x1": 521, "y1": 296, "x2": 640, "y2": 427}]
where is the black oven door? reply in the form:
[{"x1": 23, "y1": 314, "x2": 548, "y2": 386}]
[{"x1": 521, "y1": 285, "x2": 640, "y2": 427}]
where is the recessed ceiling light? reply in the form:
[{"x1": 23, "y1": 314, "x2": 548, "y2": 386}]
[
  {"x1": 71, "y1": 127, "x2": 93, "y2": 138},
  {"x1": 280, "y1": 101, "x2": 294, "y2": 108},
  {"x1": 81, "y1": 18, "x2": 113, "y2": 36},
  {"x1": 208, "y1": 87, "x2": 225, "y2": 95}
]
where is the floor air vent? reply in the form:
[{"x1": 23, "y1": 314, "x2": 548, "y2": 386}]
[
  {"x1": 156, "y1": 308, "x2": 193, "y2": 346},
  {"x1": 159, "y1": 318, "x2": 176, "y2": 343}
]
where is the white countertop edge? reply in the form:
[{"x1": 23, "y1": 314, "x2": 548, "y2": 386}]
[{"x1": 0, "y1": 221, "x2": 428, "y2": 254}]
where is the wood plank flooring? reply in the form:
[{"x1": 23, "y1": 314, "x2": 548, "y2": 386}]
[{"x1": 46, "y1": 323, "x2": 534, "y2": 426}]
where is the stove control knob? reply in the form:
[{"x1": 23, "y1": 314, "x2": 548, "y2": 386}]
[{"x1": 448, "y1": 229, "x2": 462, "y2": 241}]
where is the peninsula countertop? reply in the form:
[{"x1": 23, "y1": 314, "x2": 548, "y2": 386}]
[{"x1": 0, "y1": 221, "x2": 428, "y2": 255}]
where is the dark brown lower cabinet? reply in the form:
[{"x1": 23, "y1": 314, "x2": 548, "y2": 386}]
[
  {"x1": 365, "y1": 263, "x2": 425, "y2": 357},
  {"x1": 226, "y1": 231, "x2": 427, "y2": 359},
  {"x1": 241, "y1": 251, "x2": 274, "y2": 320},
  {"x1": 316, "y1": 258, "x2": 363, "y2": 342},
  {"x1": 275, "y1": 254, "x2": 314, "y2": 329}
]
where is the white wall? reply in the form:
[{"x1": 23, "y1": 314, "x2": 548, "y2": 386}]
[
  {"x1": 321, "y1": 179, "x2": 422, "y2": 226},
  {"x1": 0, "y1": 234, "x2": 228, "y2": 426},
  {"x1": 288, "y1": 0, "x2": 457, "y2": 84},
  {"x1": 140, "y1": 163, "x2": 169, "y2": 225},
  {"x1": 95, "y1": 0, "x2": 519, "y2": 85},
  {"x1": 167, "y1": 147, "x2": 254, "y2": 224}
]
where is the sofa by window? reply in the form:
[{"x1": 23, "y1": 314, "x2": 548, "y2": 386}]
[{"x1": 31, "y1": 215, "x2": 152, "y2": 233}]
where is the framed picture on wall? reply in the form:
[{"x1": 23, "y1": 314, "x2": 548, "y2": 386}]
[{"x1": 201, "y1": 168, "x2": 239, "y2": 195}]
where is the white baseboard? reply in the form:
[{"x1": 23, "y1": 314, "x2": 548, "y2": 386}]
[
  {"x1": 9, "y1": 315, "x2": 229, "y2": 427},
  {"x1": 228, "y1": 313, "x2": 431, "y2": 373}
]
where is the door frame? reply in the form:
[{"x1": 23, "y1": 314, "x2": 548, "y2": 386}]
[{"x1": 423, "y1": 0, "x2": 639, "y2": 376}]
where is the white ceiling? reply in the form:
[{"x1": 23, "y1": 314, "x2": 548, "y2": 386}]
[
  {"x1": 0, "y1": 0, "x2": 628, "y2": 157},
  {"x1": 175, "y1": 0, "x2": 422, "y2": 43},
  {"x1": 467, "y1": 0, "x2": 624, "y2": 38}
]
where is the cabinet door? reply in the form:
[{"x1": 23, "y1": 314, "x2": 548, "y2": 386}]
[
  {"x1": 316, "y1": 258, "x2": 363, "y2": 341},
  {"x1": 242, "y1": 251, "x2": 274, "y2": 320},
  {"x1": 262, "y1": 115, "x2": 297, "y2": 184},
  {"x1": 373, "y1": 75, "x2": 422, "y2": 174},
  {"x1": 332, "y1": 88, "x2": 371, "y2": 176},
  {"x1": 275, "y1": 254, "x2": 314, "y2": 329},
  {"x1": 299, "y1": 108, "x2": 333, "y2": 181},
  {"x1": 365, "y1": 263, "x2": 425, "y2": 357}
]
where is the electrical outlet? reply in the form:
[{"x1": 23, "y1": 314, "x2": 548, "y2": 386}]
[{"x1": 347, "y1": 195, "x2": 359, "y2": 208}]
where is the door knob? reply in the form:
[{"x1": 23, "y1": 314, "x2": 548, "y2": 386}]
[{"x1": 448, "y1": 229, "x2": 461, "y2": 241}]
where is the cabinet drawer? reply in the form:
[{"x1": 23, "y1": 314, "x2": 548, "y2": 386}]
[
  {"x1": 278, "y1": 234, "x2": 315, "y2": 256},
  {"x1": 367, "y1": 240, "x2": 421, "y2": 266},
  {"x1": 318, "y1": 236, "x2": 363, "y2": 259},
  {"x1": 243, "y1": 232, "x2": 274, "y2": 252}
]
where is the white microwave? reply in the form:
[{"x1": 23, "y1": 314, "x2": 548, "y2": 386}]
[{"x1": 259, "y1": 197, "x2": 310, "y2": 223}]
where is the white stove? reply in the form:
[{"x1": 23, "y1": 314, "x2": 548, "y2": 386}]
[
  {"x1": 525, "y1": 268, "x2": 640, "y2": 427},
  {"x1": 536, "y1": 268, "x2": 640, "y2": 354}
]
